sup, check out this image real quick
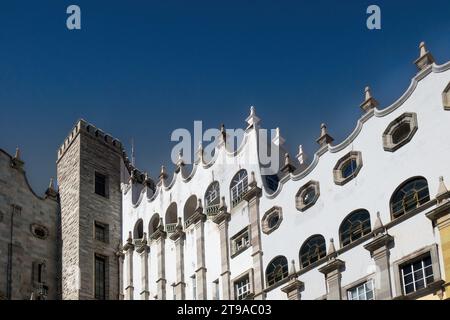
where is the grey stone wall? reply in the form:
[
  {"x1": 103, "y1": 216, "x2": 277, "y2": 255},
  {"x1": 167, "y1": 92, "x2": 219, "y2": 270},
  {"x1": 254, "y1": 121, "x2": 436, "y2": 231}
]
[
  {"x1": 0, "y1": 149, "x2": 60, "y2": 300},
  {"x1": 57, "y1": 120, "x2": 123, "y2": 300}
]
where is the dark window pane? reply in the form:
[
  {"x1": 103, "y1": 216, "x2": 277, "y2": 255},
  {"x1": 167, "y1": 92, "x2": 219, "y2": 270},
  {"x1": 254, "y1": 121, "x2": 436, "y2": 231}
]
[
  {"x1": 95, "y1": 255, "x2": 106, "y2": 300},
  {"x1": 95, "y1": 173, "x2": 107, "y2": 197},
  {"x1": 392, "y1": 122, "x2": 411, "y2": 144}
]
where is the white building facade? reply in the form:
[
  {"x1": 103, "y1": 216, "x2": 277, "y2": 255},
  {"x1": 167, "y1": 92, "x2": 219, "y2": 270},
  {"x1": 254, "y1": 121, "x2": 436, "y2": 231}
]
[{"x1": 120, "y1": 43, "x2": 450, "y2": 301}]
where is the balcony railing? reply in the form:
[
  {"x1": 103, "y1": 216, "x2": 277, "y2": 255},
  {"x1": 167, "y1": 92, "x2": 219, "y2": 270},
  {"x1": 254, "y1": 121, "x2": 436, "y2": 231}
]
[
  {"x1": 166, "y1": 223, "x2": 177, "y2": 234},
  {"x1": 206, "y1": 204, "x2": 220, "y2": 217}
]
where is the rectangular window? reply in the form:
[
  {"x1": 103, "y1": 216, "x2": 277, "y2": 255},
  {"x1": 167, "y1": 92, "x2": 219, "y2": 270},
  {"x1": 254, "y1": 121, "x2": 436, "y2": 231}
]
[
  {"x1": 347, "y1": 280, "x2": 374, "y2": 300},
  {"x1": 94, "y1": 172, "x2": 107, "y2": 197},
  {"x1": 235, "y1": 276, "x2": 250, "y2": 300},
  {"x1": 400, "y1": 254, "x2": 434, "y2": 295},
  {"x1": 95, "y1": 255, "x2": 107, "y2": 300},
  {"x1": 94, "y1": 221, "x2": 108, "y2": 243},
  {"x1": 230, "y1": 227, "x2": 250, "y2": 257}
]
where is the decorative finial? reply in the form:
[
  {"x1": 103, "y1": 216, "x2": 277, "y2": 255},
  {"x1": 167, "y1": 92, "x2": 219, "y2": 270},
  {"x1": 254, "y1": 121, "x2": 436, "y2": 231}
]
[
  {"x1": 219, "y1": 196, "x2": 227, "y2": 212},
  {"x1": 218, "y1": 124, "x2": 227, "y2": 147},
  {"x1": 246, "y1": 105, "x2": 261, "y2": 129},
  {"x1": 176, "y1": 217, "x2": 183, "y2": 231},
  {"x1": 296, "y1": 145, "x2": 307, "y2": 167},
  {"x1": 14, "y1": 147, "x2": 20, "y2": 160},
  {"x1": 414, "y1": 41, "x2": 435, "y2": 70},
  {"x1": 127, "y1": 231, "x2": 133, "y2": 244},
  {"x1": 360, "y1": 86, "x2": 379, "y2": 112},
  {"x1": 328, "y1": 238, "x2": 336, "y2": 257},
  {"x1": 197, "y1": 198, "x2": 203, "y2": 210},
  {"x1": 281, "y1": 152, "x2": 296, "y2": 174},
  {"x1": 176, "y1": 151, "x2": 185, "y2": 172},
  {"x1": 249, "y1": 171, "x2": 257, "y2": 186},
  {"x1": 159, "y1": 165, "x2": 168, "y2": 181},
  {"x1": 373, "y1": 212, "x2": 385, "y2": 236},
  {"x1": 289, "y1": 260, "x2": 297, "y2": 276},
  {"x1": 316, "y1": 123, "x2": 334, "y2": 147},
  {"x1": 436, "y1": 176, "x2": 449, "y2": 204},
  {"x1": 49, "y1": 178, "x2": 54, "y2": 190}
]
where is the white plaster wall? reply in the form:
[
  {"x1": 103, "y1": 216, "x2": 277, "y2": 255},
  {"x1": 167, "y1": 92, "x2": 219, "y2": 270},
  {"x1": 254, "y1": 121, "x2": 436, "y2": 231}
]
[{"x1": 121, "y1": 62, "x2": 450, "y2": 300}]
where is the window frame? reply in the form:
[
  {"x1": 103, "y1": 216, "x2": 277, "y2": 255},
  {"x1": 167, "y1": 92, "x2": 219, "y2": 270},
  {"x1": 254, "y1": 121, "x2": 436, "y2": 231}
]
[
  {"x1": 94, "y1": 221, "x2": 109, "y2": 243},
  {"x1": 299, "y1": 235, "x2": 327, "y2": 269},
  {"x1": 392, "y1": 245, "x2": 442, "y2": 298},
  {"x1": 347, "y1": 279, "x2": 375, "y2": 301},
  {"x1": 296, "y1": 181, "x2": 320, "y2": 212},
  {"x1": 94, "y1": 171, "x2": 109, "y2": 198},
  {"x1": 390, "y1": 177, "x2": 430, "y2": 220},
  {"x1": 230, "y1": 226, "x2": 251, "y2": 258},
  {"x1": 230, "y1": 170, "x2": 249, "y2": 208},
  {"x1": 265, "y1": 256, "x2": 289, "y2": 287},
  {"x1": 333, "y1": 151, "x2": 363, "y2": 186},
  {"x1": 261, "y1": 206, "x2": 283, "y2": 235},
  {"x1": 94, "y1": 254, "x2": 108, "y2": 300},
  {"x1": 339, "y1": 210, "x2": 372, "y2": 248},
  {"x1": 205, "y1": 181, "x2": 221, "y2": 216},
  {"x1": 232, "y1": 269, "x2": 254, "y2": 301},
  {"x1": 382, "y1": 112, "x2": 418, "y2": 152}
]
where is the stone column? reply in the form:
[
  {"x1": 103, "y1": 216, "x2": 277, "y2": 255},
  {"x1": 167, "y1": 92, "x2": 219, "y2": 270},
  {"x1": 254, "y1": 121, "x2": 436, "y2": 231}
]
[
  {"x1": 136, "y1": 234, "x2": 150, "y2": 300},
  {"x1": 212, "y1": 197, "x2": 231, "y2": 300},
  {"x1": 364, "y1": 233, "x2": 394, "y2": 300},
  {"x1": 116, "y1": 246, "x2": 125, "y2": 300},
  {"x1": 123, "y1": 233, "x2": 135, "y2": 300},
  {"x1": 191, "y1": 200, "x2": 208, "y2": 300},
  {"x1": 281, "y1": 260, "x2": 304, "y2": 300},
  {"x1": 243, "y1": 172, "x2": 264, "y2": 300},
  {"x1": 319, "y1": 258, "x2": 345, "y2": 300},
  {"x1": 170, "y1": 218, "x2": 187, "y2": 300},
  {"x1": 151, "y1": 221, "x2": 167, "y2": 300}
]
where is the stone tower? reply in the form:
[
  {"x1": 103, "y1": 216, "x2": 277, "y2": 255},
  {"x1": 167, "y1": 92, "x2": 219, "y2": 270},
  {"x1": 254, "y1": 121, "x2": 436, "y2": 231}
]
[{"x1": 57, "y1": 120, "x2": 123, "y2": 300}]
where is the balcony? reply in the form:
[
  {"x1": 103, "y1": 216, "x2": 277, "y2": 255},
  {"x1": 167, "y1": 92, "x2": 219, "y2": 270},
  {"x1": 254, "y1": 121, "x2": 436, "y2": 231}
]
[
  {"x1": 206, "y1": 204, "x2": 220, "y2": 217},
  {"x1": 166, "y1": 223, "x2": 177, "y2": 234}
]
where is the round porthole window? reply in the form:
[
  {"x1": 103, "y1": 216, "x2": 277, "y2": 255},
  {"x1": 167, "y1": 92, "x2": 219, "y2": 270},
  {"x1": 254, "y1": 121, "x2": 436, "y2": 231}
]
[{"x1": 31, "y1": 224, "x2": 49, "y2": 240}]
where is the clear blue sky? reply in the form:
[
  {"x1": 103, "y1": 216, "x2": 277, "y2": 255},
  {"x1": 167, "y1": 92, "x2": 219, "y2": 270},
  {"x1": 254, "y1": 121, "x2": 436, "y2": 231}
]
[{"x1": 1, "y1": 0, "x2": 450, "y2": 195}]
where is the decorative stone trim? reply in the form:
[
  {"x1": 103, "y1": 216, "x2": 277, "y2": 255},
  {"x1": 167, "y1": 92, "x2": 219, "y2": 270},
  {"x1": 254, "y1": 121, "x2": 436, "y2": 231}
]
[
  {"x1": 392, "y1": 244, "x2": 442, "y2": 299},
  {"x1": 443, "y1": 82, "x2": 450, "y2": 110},
  {"x1": 230, "y1": 226, "x2": 251, "y2": 258},
  {"x1": 30, "y1": 223, "x2": 49, "y2": 240},
  {"x1": 231, "y1": 269, "x2": 254, "y2": 300},
  {"x1": 333, "y1": 151, "x2": 363, "y2": 186},
  {"x1": 261, "y1": 206, "x2": 283, "y2": 235},
  {"x1": 295, "y1": 181, "x2": 320, "y2": 212},
  {"x1": 382, "y1": 112, "x2": 418, "y2": 152}
]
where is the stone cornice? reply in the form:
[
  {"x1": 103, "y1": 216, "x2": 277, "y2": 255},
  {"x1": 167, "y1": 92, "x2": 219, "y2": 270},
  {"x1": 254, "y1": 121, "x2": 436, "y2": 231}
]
[
  {"x1": 212, "y1": 210, "x2": 231, "y2": 225},
  {"x1": 426, "y1": 200, "x2": 450, "y2": 225},
  {"x1": 281, "y1": 279, "x2": 304, "y2": 294},
  {"x1": 364, "y1": 234, "x2": 394, "y2": 255},
  {"x1": 243, "y1": 186, "x2": 262, "y2": 202},
  {"x1": 318, "y1": 259, "x2": 345, "y2": 275}
]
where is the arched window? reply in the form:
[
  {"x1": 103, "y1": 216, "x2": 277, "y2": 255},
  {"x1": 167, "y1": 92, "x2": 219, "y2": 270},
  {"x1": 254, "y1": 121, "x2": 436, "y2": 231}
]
[
  {"x1": 266, "y1": 256, "x2": 289, "y2": 287},
  {"x1": 148, "y1": 214, "x2": 160, "y2": 237},
  {"x1": 390, "y1": 177, "x2": 430, "y2": 219},
  {"x1": 205, "y1": 181, "x2": 220, "y2": 215},
  {"x1": 133, "y1": 219, "x2": 143, "y2": 239},
  {"x1": 339, "y1": 210, "x2": 371, "y2": 248},
  {"x1": 184, "y1": 195, "x2": 198, "y2": 228},
  {"x1": 165, "y1": 203, "x2": 178, "y2": 234},
  {"x1": 299, "y1": 235, "x2": 326, "y2": 268},
  {"x1": 230, "y1": 170, "x2": 248, "y2": 208}
]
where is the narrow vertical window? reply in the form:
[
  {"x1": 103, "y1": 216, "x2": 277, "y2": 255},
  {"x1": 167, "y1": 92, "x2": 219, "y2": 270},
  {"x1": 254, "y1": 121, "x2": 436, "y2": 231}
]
[
  {"x1": 95, "y1": 172, "x2": 107, "y2": 197},
  {"x1": 95, "y1": 255, "x2": 106, "y2": 300}
]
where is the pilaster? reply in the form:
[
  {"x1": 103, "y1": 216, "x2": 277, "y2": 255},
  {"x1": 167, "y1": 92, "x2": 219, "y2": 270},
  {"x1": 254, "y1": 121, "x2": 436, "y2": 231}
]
[
  {"x1": 170, "y1": 218, "x2": 187, "y2": 300},
  {"x1": 243, "y1": 172, "x2": 264, "y2": 300},
  {"x1": 212, "y1": 198, "x2": 232, "y2": 300},
  {"x1": 319, "y1": 259, "x2": 345, "y2": 300},
  {"x1": 364, "y1": 233, "x2": 394, "y2": 300}
]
